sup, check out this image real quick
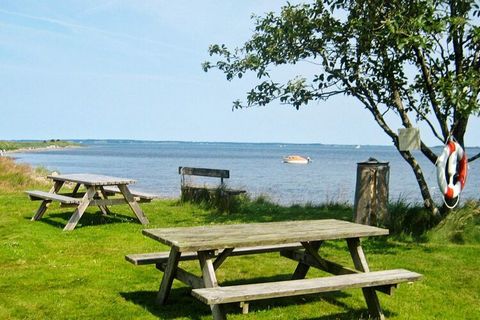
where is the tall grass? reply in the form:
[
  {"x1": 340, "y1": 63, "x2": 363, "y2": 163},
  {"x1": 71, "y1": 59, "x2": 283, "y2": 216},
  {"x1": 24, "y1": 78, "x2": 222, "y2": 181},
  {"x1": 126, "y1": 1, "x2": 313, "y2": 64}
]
[
  {"x1": 0, "y1": 157, "x2": 48, "y2": 192},
  {"x1": 428, "y1": 201, "x2": 480, "y2": 244}
]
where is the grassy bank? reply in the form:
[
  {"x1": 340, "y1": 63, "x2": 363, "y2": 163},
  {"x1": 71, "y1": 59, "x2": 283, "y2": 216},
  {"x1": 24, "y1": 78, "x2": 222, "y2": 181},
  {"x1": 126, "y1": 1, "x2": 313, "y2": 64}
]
[
  {"x1": 0, "y1": 157, "x2": 478, "y2": 319},
  {"x1": 0, "y1": 140, "x2": 79, "y2": 152}
]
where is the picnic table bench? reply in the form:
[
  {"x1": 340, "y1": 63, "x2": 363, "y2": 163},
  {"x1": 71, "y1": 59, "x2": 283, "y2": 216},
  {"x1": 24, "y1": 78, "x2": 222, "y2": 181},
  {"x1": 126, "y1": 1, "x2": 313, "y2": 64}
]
[
  {"x1": 26, "y1": 173, "x2": 158, "y2": 231},
  {"x1": 126, "y1": 219, "x2": 421, "y2": 319}
]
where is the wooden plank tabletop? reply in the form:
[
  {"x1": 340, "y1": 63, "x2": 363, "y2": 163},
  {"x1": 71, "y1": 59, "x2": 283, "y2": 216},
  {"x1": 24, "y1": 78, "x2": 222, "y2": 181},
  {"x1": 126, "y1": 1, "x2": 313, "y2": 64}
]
[
  {"x1": 47, "y1": 173, "x2": 136, "y2": 186},
  {"x1": 143, "y1": 219, "x2": 389, "y2": 252}
]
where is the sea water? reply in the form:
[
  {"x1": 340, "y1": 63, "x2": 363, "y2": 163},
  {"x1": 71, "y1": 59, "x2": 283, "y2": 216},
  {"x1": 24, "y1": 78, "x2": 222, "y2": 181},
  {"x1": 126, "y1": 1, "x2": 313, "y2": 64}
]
[{"x1": 12, "y1": 140, "x2": 480, "y2": 205}]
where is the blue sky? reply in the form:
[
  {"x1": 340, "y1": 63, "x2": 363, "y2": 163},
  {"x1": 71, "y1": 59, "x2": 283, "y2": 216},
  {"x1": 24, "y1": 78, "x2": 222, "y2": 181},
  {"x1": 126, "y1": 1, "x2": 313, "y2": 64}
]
[{"x1": 1, "y1": 1, "x2": 479, "y2": 146}]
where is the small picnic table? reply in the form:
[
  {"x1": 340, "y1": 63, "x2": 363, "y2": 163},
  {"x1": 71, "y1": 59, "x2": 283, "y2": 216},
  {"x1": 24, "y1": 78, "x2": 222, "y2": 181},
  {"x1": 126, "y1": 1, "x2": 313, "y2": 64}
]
[
  {"x1": 27, "y1": 173, "x2": 153, "y2": 231},
  {"x1": 139, "y1": 219, "x2": 421, "y2": 319}
]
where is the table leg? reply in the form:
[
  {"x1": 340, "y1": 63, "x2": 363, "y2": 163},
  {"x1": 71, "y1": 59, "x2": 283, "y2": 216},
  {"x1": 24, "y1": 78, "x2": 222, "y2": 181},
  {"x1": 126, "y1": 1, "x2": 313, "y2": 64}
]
[
  {"x1": 31, "y1": 180, "x2": 64, "y2": 221},
  {"x1": 117, "y1": 184, "x2": 149, "y2": 225},
  {"x1": 63, "y1": 187, "x2": 96, "y2": 231},
  {"x1": 72, "y1": 183, "x2": 81, "y2": 195},
  {"x1": 347, "y1": 238, "x2": 384, "y2": 320},
  {"x1": 213, "y1": 248, "x2": 234, "y2": 270},
  {"x1": 96, "y1": 186, "x2": 111, "y2": 216},
  {"x1": 292, "y1": 241, "x2": 322, "y2": 280},
  {"x1": 198, "y1": 250, "x2": 226, "y2": 320},
  {"x1": 156, "y1": 247, "x2": 181, "y2": 305}
]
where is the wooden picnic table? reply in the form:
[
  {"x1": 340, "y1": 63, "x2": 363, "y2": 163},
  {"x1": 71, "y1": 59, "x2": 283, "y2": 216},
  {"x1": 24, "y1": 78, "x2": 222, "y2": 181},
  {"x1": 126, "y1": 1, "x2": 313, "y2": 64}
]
[
  {"x1": 138, "y1": 219, "x2": 421, "y2": 319},
  {"x1": 27, "y1": 173, "x2": 154, "y2": 231}
]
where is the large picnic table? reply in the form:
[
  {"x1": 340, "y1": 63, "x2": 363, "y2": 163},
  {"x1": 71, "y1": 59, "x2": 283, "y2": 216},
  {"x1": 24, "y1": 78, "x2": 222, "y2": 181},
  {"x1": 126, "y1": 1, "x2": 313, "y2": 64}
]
[
  {"x1": 134, "y1": 219, "x2": 421, "y2": 319},
  {"x1": 27, "y1": 173, "x2": 154, "y2": 231}
]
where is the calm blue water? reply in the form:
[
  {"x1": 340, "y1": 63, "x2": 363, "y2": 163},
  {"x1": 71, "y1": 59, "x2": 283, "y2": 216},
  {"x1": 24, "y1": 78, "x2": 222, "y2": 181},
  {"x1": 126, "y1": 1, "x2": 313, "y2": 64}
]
[{"x1": 12, "y1": 140, "x2": 480, "y2": 205}]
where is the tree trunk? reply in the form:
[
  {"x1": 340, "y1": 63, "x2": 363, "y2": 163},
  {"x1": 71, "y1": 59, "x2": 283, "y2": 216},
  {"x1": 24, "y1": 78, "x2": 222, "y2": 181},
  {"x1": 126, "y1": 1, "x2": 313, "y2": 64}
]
[{"x1": 396, "y1": 149, "x2": 440, "y2": 218}]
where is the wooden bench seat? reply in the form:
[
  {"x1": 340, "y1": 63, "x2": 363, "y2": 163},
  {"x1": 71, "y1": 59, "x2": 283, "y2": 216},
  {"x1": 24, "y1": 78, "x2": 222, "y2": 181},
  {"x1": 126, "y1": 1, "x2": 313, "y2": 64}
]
[
  {"x1": 26, "y1": 190, "x2": 82, "y2": 204},
  {"x1": 192, "y1": 269, "x2": 422, "y2": 305},
  {"x1": 102, "y1": 186, "x2": 159, "y2": 201},
  {"x1": 125, "y1": 243, "x2": 303, "y2": 266}
]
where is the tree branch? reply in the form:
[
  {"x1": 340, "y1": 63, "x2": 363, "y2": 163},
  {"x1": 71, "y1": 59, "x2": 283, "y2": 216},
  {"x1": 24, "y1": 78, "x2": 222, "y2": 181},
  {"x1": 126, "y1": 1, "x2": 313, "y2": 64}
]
[
  {"x1": 468, "y1": 151, "x2": 480, "y2": 163},
  {"x1": 413, "y1": 47, "x2": 450, "y2": 139},
  {"x1": 409, "y1": 104, "x2": 444, "y2": 142}
]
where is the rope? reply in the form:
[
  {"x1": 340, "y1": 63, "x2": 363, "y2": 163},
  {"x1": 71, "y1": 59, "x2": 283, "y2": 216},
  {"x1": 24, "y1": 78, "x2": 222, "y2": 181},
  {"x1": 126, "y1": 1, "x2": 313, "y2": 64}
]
[{"x1": 443, "y1": 194, "x2": 460, "y2": 209}]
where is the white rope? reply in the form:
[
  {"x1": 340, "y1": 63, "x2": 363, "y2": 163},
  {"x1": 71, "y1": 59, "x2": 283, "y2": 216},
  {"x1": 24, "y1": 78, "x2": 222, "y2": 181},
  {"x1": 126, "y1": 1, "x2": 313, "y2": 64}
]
[{"x1": 443, "y1": 194, "x2": 460, "y2": 209}]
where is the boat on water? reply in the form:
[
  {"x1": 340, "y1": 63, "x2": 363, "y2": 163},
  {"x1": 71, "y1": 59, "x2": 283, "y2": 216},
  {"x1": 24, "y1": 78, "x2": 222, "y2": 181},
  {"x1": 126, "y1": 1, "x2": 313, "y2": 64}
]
[{"x1": 282, "y1": 155, "x2": 311, "y2": 164}]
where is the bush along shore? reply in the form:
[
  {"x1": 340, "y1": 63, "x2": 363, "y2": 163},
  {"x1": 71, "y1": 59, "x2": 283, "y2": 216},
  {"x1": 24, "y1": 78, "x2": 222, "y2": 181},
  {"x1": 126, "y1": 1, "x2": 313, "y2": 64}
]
[
  {"x1": 0, "y1": 156, "x2": 479, "y2": 319},
  {"x1": 0, "y1": 139, "x2": 80, "y2": 155}
]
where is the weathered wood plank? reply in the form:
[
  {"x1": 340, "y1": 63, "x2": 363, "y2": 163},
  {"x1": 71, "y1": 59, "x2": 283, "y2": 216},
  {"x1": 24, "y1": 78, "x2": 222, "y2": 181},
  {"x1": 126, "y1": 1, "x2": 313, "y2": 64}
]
[
  {"x1": 191, "y1": 269, "x2": 422, "y2": 305},
  {"x1": 181, "y1": 185, "x2": 246, "y2": 195},
  {"x1": 48, "y1": 173, "x2": 136, "y2": 186},
  {"x1": 280, "y1": 249, "x2": 396, "y2": 295},
  {"x1": 347, "y1": 237, "x2": 384, "y2": 320},
  {"x1": 125, "y1": 243, "x2": 303, "y2": 265},
  {"x1": 63, "y1": 187, "x2": 97, "y2": 231},
  {"x1": 118, "y1": 184, "x2": 149, "y2": 225},
  {"x1": 156, "y1": 263, "x2": 204, "y2": 289},
  {"x1": 212, "y1": 248, "x2": 234, "y2": 270},
  {"x1": 292, "y1": 241, "x2": 322, "y2": 280},
  {"x1": 87, "y1": 199, "x2": 128, "y2": 206},
  {"x1": 179, "y1": 167, "x2": 229, "y2": 179},
  {"x1": 143, "y1": 220, "x2": 389, "y2": 253},
  {"x1": 156, "y1": 248, "x2": 181, "y2": 305},
  {"x1": 198, "y1": 250, "x2": 226, "y2": 320},
  {"x1": 30, "y1": 180, "x2": 65, "y2": 221},
  {"x1": 96, "y1": 187, "x2": 111, "y2": 215},
  {"x1": 26, "y1": 190, "x2": 82, "y2": 204},
  {"x1": 102, "y1": 186, "x2": 159, "y2": 200}
]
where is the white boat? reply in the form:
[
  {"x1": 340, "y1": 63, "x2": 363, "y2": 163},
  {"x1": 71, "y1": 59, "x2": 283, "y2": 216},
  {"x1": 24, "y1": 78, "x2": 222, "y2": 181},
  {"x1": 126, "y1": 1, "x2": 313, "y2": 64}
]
[{"x1": 283, "y1": 155, "x2": 311, "y2": 164}]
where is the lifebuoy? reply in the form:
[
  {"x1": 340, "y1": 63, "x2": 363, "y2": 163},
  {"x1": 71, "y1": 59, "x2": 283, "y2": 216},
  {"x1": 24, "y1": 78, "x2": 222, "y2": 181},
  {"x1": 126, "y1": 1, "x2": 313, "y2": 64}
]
[{"x1": 436, "y1": 140, "x2": 468, "y2": 200}]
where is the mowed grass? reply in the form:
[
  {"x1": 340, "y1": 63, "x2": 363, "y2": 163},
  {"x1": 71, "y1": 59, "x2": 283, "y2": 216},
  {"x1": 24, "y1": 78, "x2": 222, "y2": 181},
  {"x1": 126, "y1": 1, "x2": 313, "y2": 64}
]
[{"x1": 0, "y1": 158, "x2": 479, "y2": 319}]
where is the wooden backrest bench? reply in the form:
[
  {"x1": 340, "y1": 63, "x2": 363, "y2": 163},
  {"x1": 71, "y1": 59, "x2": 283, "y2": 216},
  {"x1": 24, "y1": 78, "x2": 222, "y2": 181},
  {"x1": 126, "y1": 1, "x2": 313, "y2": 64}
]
[{"x1": 178, "y1": 166, "x2": 246, "y2": 198}]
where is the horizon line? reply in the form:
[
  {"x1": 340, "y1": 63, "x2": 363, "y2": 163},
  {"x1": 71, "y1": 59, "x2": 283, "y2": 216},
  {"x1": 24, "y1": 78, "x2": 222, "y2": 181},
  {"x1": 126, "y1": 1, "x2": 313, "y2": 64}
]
[{"x1": 7, "y1": 138, "x2": 479, "y2": 148}]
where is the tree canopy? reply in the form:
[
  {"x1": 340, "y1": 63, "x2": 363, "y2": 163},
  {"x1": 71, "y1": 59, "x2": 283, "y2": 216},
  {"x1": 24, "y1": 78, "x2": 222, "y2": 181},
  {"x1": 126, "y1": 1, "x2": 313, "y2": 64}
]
[{"x1": 204, "y1": 0, "x2": 480, "y2": 214}]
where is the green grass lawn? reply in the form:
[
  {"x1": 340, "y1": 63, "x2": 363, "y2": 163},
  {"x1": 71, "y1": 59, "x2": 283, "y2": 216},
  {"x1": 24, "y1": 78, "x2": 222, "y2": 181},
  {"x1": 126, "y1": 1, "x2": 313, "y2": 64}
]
[{"x1": 0, "y1": 187, "x2": 479, "y2": 319}]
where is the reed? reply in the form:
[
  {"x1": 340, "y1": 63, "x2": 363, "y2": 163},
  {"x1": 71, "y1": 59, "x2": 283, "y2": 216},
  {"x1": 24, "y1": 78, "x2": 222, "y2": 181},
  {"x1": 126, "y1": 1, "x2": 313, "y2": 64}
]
[{"x1": 0, "y1": 157, "x2": 48, "y2": 192}]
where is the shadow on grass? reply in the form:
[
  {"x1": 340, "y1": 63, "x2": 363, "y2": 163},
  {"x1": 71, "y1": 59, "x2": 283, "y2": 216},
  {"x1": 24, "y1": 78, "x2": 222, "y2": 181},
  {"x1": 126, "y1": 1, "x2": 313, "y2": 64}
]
[
  {"x1": 120, "y1": 288, "x2": 208, "y2": 320},
  {"x1": 25, "y1": 210, "x2": 138, "y2": 230},
  {"x1": 121, "y1": 287, "x2": 395, "y2": 320}
]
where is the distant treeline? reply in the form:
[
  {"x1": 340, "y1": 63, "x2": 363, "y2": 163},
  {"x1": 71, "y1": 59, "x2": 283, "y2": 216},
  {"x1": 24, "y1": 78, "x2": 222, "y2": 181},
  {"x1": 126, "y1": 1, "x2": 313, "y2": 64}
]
[{"x1": 0, "y1": 140, "x2": 79, "y2": 151}]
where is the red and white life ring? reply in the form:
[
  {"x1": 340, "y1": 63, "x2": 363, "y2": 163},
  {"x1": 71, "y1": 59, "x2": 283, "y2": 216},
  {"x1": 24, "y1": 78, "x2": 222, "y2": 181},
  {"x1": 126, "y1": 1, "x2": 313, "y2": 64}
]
[{"x1": 436, "y1": 140, "x2": 468, "y2": 200}]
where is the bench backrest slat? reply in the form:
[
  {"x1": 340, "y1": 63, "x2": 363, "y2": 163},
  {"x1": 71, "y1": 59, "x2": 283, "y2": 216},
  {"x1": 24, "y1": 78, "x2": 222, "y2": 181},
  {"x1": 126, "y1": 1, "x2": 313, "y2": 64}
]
[{"x1": 179, "y1": 167, "x2": 230, "y2": 179}]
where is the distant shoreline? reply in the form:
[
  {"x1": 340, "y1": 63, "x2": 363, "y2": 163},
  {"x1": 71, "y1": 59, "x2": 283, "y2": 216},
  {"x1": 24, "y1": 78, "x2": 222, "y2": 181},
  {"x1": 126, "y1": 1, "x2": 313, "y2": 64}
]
[
  {"x1": 1, "y1": 145, "x2": 81, "y2": 155},
  {"x1": 3, "y1": 139, "x2": 480, "y2": 148}
]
